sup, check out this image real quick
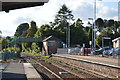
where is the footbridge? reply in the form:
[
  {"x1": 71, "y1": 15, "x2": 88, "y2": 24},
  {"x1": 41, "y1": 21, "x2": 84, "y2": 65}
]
[{"x1": 10, "y1": 37, "x2": 46, "y2": 45}]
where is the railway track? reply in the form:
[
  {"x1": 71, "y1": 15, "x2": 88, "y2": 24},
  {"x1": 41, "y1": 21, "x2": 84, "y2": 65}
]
[
  {"x1": 51, "y1": 54, "x2": 119, "y2": 79},
  {"x1": 24, "y1": 56, "x2": 81, "y2": 80},
  {"x1": 22, "y1": 54, "x2": 116, "y2": 80}
]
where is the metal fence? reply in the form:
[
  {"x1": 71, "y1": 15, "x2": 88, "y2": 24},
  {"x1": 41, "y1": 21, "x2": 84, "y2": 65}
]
[
  {"x1": 0, "y1": 52, "x2": 20, "y2": 61},
  {"x1": 57, "y1": 48, "x2": 80, "y2": 54}
]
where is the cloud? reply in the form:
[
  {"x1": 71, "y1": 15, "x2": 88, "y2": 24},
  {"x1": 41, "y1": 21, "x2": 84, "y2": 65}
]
[
  {"x1": 1, "y1": 30, "x2": 14, "y2": 37},
  {"x1": 97, "y1": 3, "x2": 118, "y2": 19},
  {"x1": 13, "y1": 17, "x2": 32, "y2": 25},
  {"x1": 0, "y1": 0, "x2": 118, "y2": 36}
]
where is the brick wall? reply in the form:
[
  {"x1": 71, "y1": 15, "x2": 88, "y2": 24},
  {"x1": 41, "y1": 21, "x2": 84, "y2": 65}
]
[{"x1": 42, "y1": 41, "x2": 60, "y2": 55}]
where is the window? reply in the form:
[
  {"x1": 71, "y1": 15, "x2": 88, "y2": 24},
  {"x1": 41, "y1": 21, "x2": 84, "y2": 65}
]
[{"x1": 48, "y1": 41, "x2": 56, "y2": 46}]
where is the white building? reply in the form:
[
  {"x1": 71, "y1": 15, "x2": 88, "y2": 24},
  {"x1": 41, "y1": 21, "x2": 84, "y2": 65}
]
[{"x1": 112, "y1": 37, "x2": 120, "y2": 48}]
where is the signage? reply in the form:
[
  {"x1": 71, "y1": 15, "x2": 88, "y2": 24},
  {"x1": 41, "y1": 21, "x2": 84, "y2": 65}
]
[{"x1": 103, "y1": 37, "x2": 111, "y2": 39}]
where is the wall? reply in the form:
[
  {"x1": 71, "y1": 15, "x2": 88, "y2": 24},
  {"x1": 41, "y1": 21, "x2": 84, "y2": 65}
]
[
  {"x1": 48, "y1": 41, "x2": 60, "y2": 54},
  {"x1": 42, "y1": 41, "x2": 60, "y2": 55},
  {"x1": 113, "y1": 40, "x2": 120, "y2": 48}
]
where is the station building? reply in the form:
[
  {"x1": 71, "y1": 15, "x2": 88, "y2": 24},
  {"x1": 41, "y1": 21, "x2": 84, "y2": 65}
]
[
  {"x1": 112, "y1": 37, "x2": 120, "y2": 48},
  {"x1": 42, "y1": 36, "x2": 61, "y2": 55}
]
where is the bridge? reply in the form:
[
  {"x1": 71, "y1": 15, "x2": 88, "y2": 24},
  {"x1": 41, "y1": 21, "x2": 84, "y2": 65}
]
[
  {"x1": 10, "y1": 36, "x2": 65, "y2": 47},
  {"x1": 10, "y1": 37, "x2": 46, "y2": 45}
]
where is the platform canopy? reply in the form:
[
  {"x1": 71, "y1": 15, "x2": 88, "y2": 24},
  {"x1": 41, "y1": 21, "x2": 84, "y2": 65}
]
[{"x1": 0, "y1": 0, "x2": 49, "y2": 12}]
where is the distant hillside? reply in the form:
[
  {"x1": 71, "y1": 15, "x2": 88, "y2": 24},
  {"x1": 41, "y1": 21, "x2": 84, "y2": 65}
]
[{"x1": 1, "y1": 36, "x2": 14, "y2": 38}]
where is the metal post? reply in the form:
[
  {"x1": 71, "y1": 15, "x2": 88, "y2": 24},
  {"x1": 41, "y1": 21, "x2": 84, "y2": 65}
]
[
  {"x1": 118, "y1": 1, "x2": 120, "y2": 21},
  {"x1": 0, "y1": 1, "x2": 2, "y2": 78},
  {"x1": 0, "y1": 1, "x2": 2, "y2": 11},
  {"x1": 88, "y1": 18, "x2": 94, "y2": 55},
  {"x1": 102, "y1": 37, "x2": 104, "y2": 48},
  {"x1": 68, "y1": 22, "x2": 70, "y2": 48},
  {"x1": 93, "y1": 0, "x2": 96, "y2": 53},
  {"x1": 66, "y1": 23, "x2": 68, "y2": 48}
]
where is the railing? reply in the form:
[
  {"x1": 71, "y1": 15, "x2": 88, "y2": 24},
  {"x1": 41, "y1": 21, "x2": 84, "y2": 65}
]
[
  {"x1": 10, "y1": 37, "x2": 46, "y2": 44},
  {"x1": 0, "y1": 51, "x2": 20, "y2": 61},
  {"x1": 57, "y1": 48, "x2": 80, "y2": 54}
]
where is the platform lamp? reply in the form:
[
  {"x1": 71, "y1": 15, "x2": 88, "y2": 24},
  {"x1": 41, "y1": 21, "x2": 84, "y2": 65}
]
[
  {"x1": 0, "y1": 30, "x2": 2, "y2": 50},
  {"x1": 93, "y1": 0, "x2": 102, "y2": 54},
  {"x1": 88, "y1": 18, "x2": 94, "y2": 55},
  {"x1": 0, "y1": 30, "x2": 2, "y2": 61}
]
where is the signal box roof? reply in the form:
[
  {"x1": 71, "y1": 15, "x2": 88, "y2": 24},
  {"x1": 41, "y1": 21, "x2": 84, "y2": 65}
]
[{"x1": 43, "y1": 36, "x2": 61, "y2": 42}]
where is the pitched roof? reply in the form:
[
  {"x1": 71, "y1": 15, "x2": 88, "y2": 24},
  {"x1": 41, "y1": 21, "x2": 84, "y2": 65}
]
[
  {"x1": 43, "y1": 35, "x2": 60, "y2": 42},
  {"x1": 112, "y1": 37, "x2": 120, "y2": 42}
]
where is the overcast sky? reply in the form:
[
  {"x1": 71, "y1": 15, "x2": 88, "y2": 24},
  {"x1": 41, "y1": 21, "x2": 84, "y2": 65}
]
[{"x1": 0, "y1": 0, "x2": 119, "y2": 37}]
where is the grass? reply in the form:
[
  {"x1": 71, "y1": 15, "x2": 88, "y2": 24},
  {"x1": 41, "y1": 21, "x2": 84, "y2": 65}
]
[
  {"x1": 65, "y1": 62, "x2": 69, "y2": 65},
  {"x1": 70, "y1": 67, "x2": 78, "y2": 70}
]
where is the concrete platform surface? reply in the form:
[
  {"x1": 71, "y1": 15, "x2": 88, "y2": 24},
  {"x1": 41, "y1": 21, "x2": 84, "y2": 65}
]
[
  {"x1": 0, "y1": 63, "x2": 8, "y2": 80},
  {"x1": 1, "y1": 63, "x2": 42, "y2": 80},
  {"x1": 2, "y1": 63, "x2": 27, "y2": 80},
  {"x1": 54, "y1": 54, "x2": 119, "y2": 67},
  {"x1": 24, "y1": 63, "x2": 42, "y2": 80}
]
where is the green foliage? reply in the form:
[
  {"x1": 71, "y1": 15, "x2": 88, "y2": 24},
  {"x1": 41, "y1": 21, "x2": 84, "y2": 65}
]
[
  {"x1": 71, "y1": 19, "x2": 88, "y2": 45},
  {"x1": 27, "y1": 21, "x2": 38, "y2": 37},
  {"x1": 13, "y1": 4, "x2": 120, "y2": 52},
  {"x1": 14, "y1": 23, "x2": 29, "y2": 37},
  {"x1": 88, "y1": 27, "x2": 92, "y2": 41},
  {"x1": 95, "y1": 18, "x2": 104, "y2": 31},
  {"x1": 54, "y1": 4, "x2": 74, "y2": 25},
  {"x1": 96, "y1": 27, "x2": 113, "y2": 47},
  {"x1": 35, "y1": 24, "x2": 52, "y2": 37},
  {"x1": 31, "y1": 43, "x2": 40, "y2": 53},
  {"x1": 25, "y1": 21, "x2": 38, "y2": 48},
  {"x1": 0, "y1": 30, "x2": 2, "y2": 38},
  {"x1": 50, "y1": 4, "x2": 74, "y2": 42},
  {"x1": 106, "y1": 19, "x2": 114, "y2": 27},
  {"x1": 2, "y1": 47, "x2": 20, "y2": 53},
  {"x1": 0, "y1": 39, "x2": 8, "y2": 49}
]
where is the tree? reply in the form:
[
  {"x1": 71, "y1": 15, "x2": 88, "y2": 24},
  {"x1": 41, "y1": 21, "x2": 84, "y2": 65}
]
[
  {"x1": 95, "y1": 18, "x2": 104, "y2": 31},
  {"x1": 24, "y1": 21, "x2": 38, "y2": 48},
  {"x1": 96, "y1": 27, "x2": 113, "y2": 47},
  {"x1": 35, "y1": 24, "x2": 52, "y2": 37},
  {"x1": 31, "y1": 43, "x2": 40, "y2": 53},
  {"x1": 0, "y1": 30, "x2": 2, "y2": 39},
  {"x1": 71, "y1": 18, "x2": 88, "y2": 46},
  {"x1": 27, "y1": 21, "x2": 38, "y2": 37},
  {"x1": 106, "y1": 19, "x2": 114, "y2": 27},
  {"x1": 51, "y1": 4, "x2": 74, "y2": 42},
  {"x1": 88, "y1": 27, "x2": 92, "y2": 41},
  {"x1": 54, "y1": 4, "x2": 74, "y2": 25},
  {"x1": 14, "y1": 23, "x2": 29, "y2": 37},
  {"x1": 0, "y1": 39, "x2": 8, "y2": 49}
]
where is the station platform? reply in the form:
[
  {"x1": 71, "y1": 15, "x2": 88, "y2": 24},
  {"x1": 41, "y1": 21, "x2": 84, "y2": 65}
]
[
  {"x1": 54, "y1": 54, "x2": 119, "y2": 67},
  {"x1": 1, "y1": 63, "x2": 42, "y2": 80}
]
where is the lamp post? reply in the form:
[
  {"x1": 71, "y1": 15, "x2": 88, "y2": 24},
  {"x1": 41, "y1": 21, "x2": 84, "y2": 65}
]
[
  {"x1": 93, "y1": 0, "x2": 102, "y2": 53},
  {"x1": 93, "y1": 0, "x2": 97, "y2": 53},
  {"x1": 67, "y1": 22, "x2": 70, "y2": 48},
  {"x1": 88, "y1": 0, "x2": 102, "y2": 55},
  {"x1": 118, "y1": 1, "x2": 120, "y2": 21},
  {"x1": 0, "y1": 31, "x2": 2, "y2": 51},
  {"x1": 66, "y1": 16, "x2": 72, "y2": 48},
  {"x1": 0, "y1": 30, "x2": 1, "y2": 80},
  {"x1": 88, "y1": 18, "x2": 94, "y2": 55}
]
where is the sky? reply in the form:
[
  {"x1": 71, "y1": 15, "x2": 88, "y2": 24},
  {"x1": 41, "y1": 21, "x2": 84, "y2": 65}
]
[{"x1": 0, "y1": 0, "x2": 119, "y2": 37}]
